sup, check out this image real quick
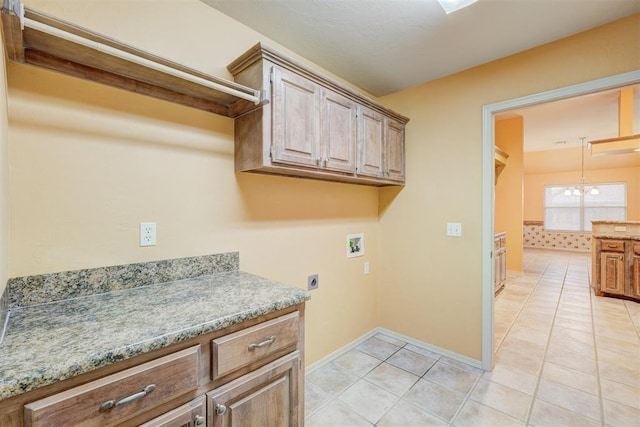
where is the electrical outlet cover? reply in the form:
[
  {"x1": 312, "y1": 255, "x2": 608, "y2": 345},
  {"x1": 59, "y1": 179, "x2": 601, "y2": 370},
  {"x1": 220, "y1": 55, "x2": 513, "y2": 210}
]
[{"x1": 140, "y1": 222, "x2": 157, "y2": 246}]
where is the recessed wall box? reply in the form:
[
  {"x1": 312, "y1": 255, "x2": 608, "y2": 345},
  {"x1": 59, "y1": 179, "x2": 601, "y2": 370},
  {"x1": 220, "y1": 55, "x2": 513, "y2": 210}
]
[{"x1": 347, "y1": 233, "x2": 364, "y2": 258}]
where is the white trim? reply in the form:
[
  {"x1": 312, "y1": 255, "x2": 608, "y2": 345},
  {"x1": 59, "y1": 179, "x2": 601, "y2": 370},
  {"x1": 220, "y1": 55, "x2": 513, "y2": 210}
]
[
  {"x1": 305, "y1": 327, "x2": 482, "y2": 375},
  {"x1": 481, "y1": 69, "x2": 640, "y2": 371}
]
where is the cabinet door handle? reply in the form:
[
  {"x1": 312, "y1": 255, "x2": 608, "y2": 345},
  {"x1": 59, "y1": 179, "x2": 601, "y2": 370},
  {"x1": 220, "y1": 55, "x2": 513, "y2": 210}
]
[
  {"x1": 606, "y1": 244, "x2": 619, "y2": 248},
  {"x1": 215, "y1": 403, "x2": 227, "y2": 415},
  {"x1": 99, "y1": 384, "x2": 156, "y2": 411},
  {"x1": 194, "y1": 414, "x2": 206, "y2": 426},
  {"x1": 248, "y1": 336, "x2": 276, "y2": 350}
]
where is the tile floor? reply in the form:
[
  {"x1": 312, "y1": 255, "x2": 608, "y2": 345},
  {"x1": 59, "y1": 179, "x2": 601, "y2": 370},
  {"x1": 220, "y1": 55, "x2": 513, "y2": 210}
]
[{"x1": 304, "y1": 249, "x2": 640, "y2": 426}]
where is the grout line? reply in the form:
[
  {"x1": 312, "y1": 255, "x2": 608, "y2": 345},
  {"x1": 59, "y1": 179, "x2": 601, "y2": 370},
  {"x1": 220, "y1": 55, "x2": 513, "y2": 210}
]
[
  {"x1": 590, "y1": 265, "x2": 606, "y2": 426},
  {"x1": 523, "y1": 254, "x2": 569, "y2": 426}
]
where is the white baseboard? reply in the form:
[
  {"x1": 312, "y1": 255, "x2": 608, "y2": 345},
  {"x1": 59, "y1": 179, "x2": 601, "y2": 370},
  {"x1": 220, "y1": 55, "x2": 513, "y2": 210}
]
[{"x1": 305, "y1": 327, "x2": 483, "y2": 375}]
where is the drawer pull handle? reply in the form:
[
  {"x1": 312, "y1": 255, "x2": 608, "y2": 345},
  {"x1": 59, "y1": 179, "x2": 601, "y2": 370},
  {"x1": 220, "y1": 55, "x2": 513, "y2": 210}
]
[
  {"x1": 216, "y1": 403, "x2": 227, "y2": 415},
  {"x1": 606, "y1": 244, "x2": 619, "y2": 248},
  {"x1": 248, "y1": 336, "x2": 276, "y2": 350},
  {"x1": 99, "y1": 384, "x2": 156, "y2": 411},
  {"x1": 194, "y1": 414, "x2": 206, "y2": 425}
]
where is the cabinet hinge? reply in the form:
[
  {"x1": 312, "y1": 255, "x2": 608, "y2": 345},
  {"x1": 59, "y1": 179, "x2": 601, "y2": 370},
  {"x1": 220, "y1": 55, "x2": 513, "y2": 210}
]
[
  {"x1": 269, "y1": 146, "x2": 274, "y2": 159},
  {"x1": 270, "y1": 67, "x2": 274, "y2": 83}
]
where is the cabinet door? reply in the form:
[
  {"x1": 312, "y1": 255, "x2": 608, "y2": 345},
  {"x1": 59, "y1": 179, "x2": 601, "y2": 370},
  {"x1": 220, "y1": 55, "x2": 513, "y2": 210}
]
[
  {"x1": 139, "y1": 396, "x2": 206, "y2": 427},
  {"x1": 207, "y1": 352, "x2": 300, "y2": 427},
  {"x1": 600, "y1": 252, "x2": 625, "y2": 295},
  {"x1": 384, "y1": 118, "x2": 405, "y2": 182},
  {"x1": 633, "y1": 255, "x2": 640, "y2": 299},
  {"x1": 271, "y1": 67, "x2": 321, "y2": 168},
  {"x1": 357, "y1": 106, "x2": 385, "y2": 178},
  {"x1": 320, "y1": 89, "x2": 357, "y2": 173}
]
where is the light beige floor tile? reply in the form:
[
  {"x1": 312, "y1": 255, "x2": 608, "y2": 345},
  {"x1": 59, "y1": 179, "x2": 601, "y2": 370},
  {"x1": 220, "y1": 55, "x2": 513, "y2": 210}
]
[
  {"x1": 553, "y1": 316, "x2": 594, "y2": 334},
  {"x1": 377, "y1": 399, "x2": 448, "y2": 427},
  {"x1": 597, "y1": 344, "x2": 640, "y2": 364},
  {"x1": 356, "y1": 336, "x2": 401, "y2": 361},
  {"x1": 529, "y1": 399, "x2": 601, "y2": 426},
  {"x1": 469, "y1": 378, "x2": 531, "y2": 420},
  {"x1": 363, "y1": 362, "x2": 418, "y2": 396},
  {"x1": 500, "y1": 335, "x2": 547, "y2": 359},
  {"x1": 338, "y1": 379, "x2": 397, "y2": 424},
  {"x1": 333, "y1": 349, "x2": 381, "y2": 377},
  {"x1": 453, "y1": 400, "x2": 524, "y2": 427},
  {"x1": 305, "y1": 399, "x2": 372, "y2": 427},
  {"x1": 386, "y1": 347, "x2": 437, "y2": 376},
  {"x1": 597, "y1": 334, "x2": 640, "y2": 352},
  {"x1": 541, "y1": 362, "x2": 598, "y2": 396},
  {"x1": 404, "y1": 343, "x2": 441, "y2": 360},
  {"x1": 307, "y1": 362, "x2": 359, "y2": 395},
  {"x1": 545, "y1": 348, "x2": 597, "y2": 376},
  {"x1": 482, "y1": 364, "x2": 538, "y2": 395},
  {"x1": 305, "y1": 382, "x2": 332, "y2": 417},
  {"x1": 439, "y1": 356, "x2": 484, "y2": 376},
  {"x1": 404, "y1": 379, "x2": 465, "y2": 422},
  {"x1": 536, "y1": 378, "x2": 601, "y2": 421},
  {"x1": 374, "y1": 333, "x2": 407, "y2": 347},
  {"x1": 603, "y1": 398, "x2": 640, "y2": 427},
  {"x1": 495, "y1": 346, "x2": 544, "y2": 376},
  {"x1": 599, "y1": 360, "x2": 640, "y2": 388},
  {"x1": 601, "y1": 378, "x2": 640, "y2": 409},
  {"x1": 547, "y1": 335, "x2": 596, "y2": 358},
  {"x1": 423, "y1": 361, "x2": 480, "y2": 395},
  {"x1": 551, "y1": 325, "x2": 594, "y2": 346}
]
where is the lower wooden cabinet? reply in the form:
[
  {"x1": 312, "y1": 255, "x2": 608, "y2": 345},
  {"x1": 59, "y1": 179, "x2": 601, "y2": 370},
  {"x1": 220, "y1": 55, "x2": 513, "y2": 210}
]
[
  {"x1": 592, "y1": 237, "x2": 640, "y2": 302},
  {"x1": 207, "y1": 352, "x2": 300, "y2": 427},
  {"x1": 6, "y1": 306, "x2": 305, "y2": 427},
  {"x1": 600, "y1": 252, "x2": 625, "y2": 295},
  {"x1": 494, "y1": 233, "x2": 506, "y2": 294},
  {"x1": 140, "y1": 396, "x2": 206, "y2": 427}
]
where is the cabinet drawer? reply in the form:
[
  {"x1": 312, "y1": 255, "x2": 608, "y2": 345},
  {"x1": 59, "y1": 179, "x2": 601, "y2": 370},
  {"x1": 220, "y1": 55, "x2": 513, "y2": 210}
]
[
  {"x1": 24, "y1": 346, "x2": 200, "y2": 427},
  {"x1": 139, "y1": 395, "x2": 206, "y2": 427},
  {"x1": 211, "y1": 312, "x2": 299, "y2": 380},
  {"x1": 601, "y1": 240, "x2": 625, "y2": 252}
]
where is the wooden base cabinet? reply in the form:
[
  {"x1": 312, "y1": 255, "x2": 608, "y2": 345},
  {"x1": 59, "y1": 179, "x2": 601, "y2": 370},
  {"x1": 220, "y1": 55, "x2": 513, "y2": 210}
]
[
  {"x1": 593, "y1": 237, "x2": 640, "y2": 302},
  {"x1": 494, "y1": 233, "x2": 506, "y2": 294},
  {"x1": 2, "y1": 306, "x2": 305, "y2": 427},
  {"x1": 207, "y1": 352, "x2": 300, "y2": 427}
]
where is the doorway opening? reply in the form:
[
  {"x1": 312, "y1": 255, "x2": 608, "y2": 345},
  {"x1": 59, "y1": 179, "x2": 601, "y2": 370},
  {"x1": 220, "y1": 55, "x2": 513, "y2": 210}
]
[{"x1": 481, "y1": 70, "x2": 640, "y2": 370}]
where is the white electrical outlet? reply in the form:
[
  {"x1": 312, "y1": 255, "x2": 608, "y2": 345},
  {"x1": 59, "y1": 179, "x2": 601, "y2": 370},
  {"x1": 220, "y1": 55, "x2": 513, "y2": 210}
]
[
  {"x1": 140, "y1": 222, "x2": 157, "y2": 246},
  {"x1": 447, "y1": 223, "x2": 462, "y2": 237}
]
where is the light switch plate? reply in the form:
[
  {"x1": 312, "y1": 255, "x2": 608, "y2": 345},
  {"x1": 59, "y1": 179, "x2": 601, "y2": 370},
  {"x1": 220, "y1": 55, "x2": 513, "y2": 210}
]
[{"x1": 447, "y1": 223, "x2": 462, "y2": 237}]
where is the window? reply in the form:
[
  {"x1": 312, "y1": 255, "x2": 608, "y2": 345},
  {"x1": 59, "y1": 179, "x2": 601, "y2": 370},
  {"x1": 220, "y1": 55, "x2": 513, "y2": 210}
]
[{"x1": 544, "y1": 183, "x2": 626, "y2": 232}]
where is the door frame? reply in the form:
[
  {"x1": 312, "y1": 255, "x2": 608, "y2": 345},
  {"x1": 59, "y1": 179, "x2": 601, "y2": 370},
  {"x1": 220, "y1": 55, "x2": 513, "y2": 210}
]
[{"x1": 481, "y1": 70, "x2": 640, "y2": 370}]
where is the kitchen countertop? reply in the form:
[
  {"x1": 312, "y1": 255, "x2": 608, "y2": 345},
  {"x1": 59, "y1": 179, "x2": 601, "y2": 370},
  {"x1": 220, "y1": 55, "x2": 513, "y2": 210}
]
[{"x1": 0, "y1": 270, "x2": 308, "y2": 401}]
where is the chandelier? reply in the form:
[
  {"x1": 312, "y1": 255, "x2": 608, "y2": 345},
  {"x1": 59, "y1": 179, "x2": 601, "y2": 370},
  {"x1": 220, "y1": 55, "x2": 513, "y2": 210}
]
[{"x1": 564, "y1": 137, "x2": 599, "y2": 196}]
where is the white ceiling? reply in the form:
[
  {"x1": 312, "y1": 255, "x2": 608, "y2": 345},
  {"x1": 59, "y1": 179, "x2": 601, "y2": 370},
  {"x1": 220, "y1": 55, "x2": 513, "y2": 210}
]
[
  {"x1": 203, "y1": 0, "x2": 640, "y2": 97},
  {"x1": 202, "y1": 0, "x2": 640, "y2": 152}
]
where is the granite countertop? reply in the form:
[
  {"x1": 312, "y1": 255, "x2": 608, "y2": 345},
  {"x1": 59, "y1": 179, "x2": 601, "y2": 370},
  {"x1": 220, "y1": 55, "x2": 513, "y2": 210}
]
[
  {"x1": 0, "y1": 268, "x2": 307, "y2": 401},
  {"x1": 593, "y1": 234, "x2": 640, "y2": 241},
  {"x1": 591, "y1": 220, "x2": 640, "y2": 225}
]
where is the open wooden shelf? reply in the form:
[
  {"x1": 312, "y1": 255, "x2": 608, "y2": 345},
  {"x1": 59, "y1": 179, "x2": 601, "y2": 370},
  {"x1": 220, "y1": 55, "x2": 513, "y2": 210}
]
[{"x1": 0, "y1": 0, "x2": 265, "y2": 118}]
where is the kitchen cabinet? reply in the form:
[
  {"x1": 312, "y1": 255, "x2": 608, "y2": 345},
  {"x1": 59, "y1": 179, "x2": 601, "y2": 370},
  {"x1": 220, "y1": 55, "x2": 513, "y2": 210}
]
[
  {"x1": 633, "y1": 243, "x2": 640, "y2": 299},
  {"x1": 229, "y1": 43, "x2": 409, "y2": 186},
  {"x1": 4, "y1": 307, "x2": 304, "y2": 427},
  {"x1": 494, "y1": 233, "x2": 507, "y2": 294},
  {"x1": 592, "y1": 236, "x2": 639, "y2": 302},
  {"x1": 207, "y1": 352, "x2": 300, "y2": 427}
]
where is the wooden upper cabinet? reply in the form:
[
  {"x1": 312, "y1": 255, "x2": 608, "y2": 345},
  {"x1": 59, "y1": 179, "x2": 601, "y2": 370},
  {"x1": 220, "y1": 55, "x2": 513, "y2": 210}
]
[
  {"x1": 272, "y1": 67, "x2": 321, "y2": 168},
  {"x1": 228, "y1": 43, "x2": 409, "y2": 186},
  {"x1": 385, "y1": 118, "x2": 406, "y2": 182},
  {"x1": 321, "y1": 89, "x2": 358, "y2": 173},
  {"x1": 357, "y1": 106, "x2": 385, "y2": 178}
]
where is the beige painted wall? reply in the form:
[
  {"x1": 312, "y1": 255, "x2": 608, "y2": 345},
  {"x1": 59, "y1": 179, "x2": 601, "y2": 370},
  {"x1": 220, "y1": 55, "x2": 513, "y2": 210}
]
[
  {"x1": 495, "y1": 117, "x2": 524, "y2": 272},
  {"x1": 379, "y1": 14, "x2": 640, "y2": 360},
  {"x1": 0, "y1": 37, "x2": 9, "y2": 298},
  {"x1": 9, "y1": 0, "x2": 380, "y2": 365}
]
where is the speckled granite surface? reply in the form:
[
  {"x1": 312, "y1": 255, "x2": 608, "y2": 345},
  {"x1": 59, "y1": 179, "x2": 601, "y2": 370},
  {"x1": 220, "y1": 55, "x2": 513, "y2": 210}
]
[
  {"x1": 6, "y1": 252, "x2": 239, "y2": 308},
  {"x1": 0, "y1": 259, "x2": 307, "y2": 401},
  {"x1": 593, "y1": 235, "x2": 640, "y2": 241}
]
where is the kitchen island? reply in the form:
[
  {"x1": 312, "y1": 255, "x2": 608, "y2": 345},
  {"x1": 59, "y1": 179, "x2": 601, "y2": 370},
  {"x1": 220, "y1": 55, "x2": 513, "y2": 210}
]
[{"x1": 0, "y1": 252, "x2": 307, "y2": 426}]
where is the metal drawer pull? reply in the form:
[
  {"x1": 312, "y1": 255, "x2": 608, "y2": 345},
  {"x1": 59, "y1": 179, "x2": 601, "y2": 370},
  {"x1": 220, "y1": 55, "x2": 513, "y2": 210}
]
[
  {"x1": 99, "y1": 384, "x2": 156, "y2": 411},
  {"x1": 248, "y1": 336, "x2": 276, "y2": 350},
  {"x1": 216, "y1": 403, "x2": 227, "y2": 415},
  {"x1": 194, "y1": 414, "x2": 206, "y2": 425},
  {"x1": 606, "y1": 244, "x2": 619, "y2": 248}
]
